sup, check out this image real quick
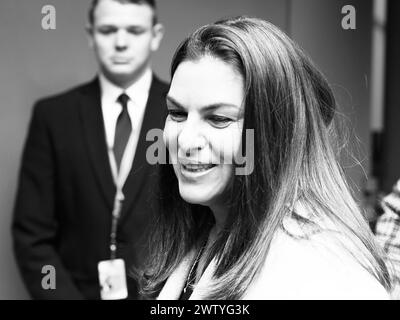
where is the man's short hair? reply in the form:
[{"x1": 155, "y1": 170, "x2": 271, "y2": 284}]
[{"x1": 88, "y1": 0, "x2": 158, "y2": 26}]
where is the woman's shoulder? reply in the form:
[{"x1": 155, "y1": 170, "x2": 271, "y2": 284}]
[{"x1": 245, "y1": 215, "x2": 389, "y2": 300}]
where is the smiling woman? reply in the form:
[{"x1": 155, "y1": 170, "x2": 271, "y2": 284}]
[
  {"x1": 139, "y1": 16, "x2": 393, "y2": 300},
  {"x1": 164, "y1": 56, "x2": 244, "y2": 213}
]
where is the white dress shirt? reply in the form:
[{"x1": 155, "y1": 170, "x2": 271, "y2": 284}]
[{"x1": 99, "y1": 68, "x2": 152, "y2": 191}]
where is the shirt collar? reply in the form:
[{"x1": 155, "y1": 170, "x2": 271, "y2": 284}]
[{"x1": 98, "y1": 68, "x2": 153, "y2": 104}]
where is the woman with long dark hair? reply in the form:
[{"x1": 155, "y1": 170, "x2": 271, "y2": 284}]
[{"x1": 141, "y1": 16, "x2": 392, "y2": 299}]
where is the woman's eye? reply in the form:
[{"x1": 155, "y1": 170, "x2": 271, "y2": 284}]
[
  {"x1": 167, "y1": 110, "x2": 187, "y2": 122},
  {"x1": 208, "y1": 115, "x2": 233, "y2": 128}
]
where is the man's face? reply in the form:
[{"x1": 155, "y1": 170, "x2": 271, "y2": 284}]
[{"x1": 88, "y1": 0, "x2": 163, "y2": 86}]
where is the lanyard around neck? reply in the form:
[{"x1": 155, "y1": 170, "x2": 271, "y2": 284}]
[{"x1": 108, "y1": 142, "x2": 132, "y2": 260}]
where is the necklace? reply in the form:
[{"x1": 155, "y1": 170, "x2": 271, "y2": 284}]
[{"x1": 183, "y1": 242, "x2": 206, "y2": 294}]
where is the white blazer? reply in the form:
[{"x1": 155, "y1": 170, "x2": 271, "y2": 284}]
[{"x1": 157, "y1": 226, "x2": 389, "y2": 300}]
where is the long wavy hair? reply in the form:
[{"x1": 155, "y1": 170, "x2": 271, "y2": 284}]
[{"x1": 140, "y1": 16, "x2": 392, "y2": 299}]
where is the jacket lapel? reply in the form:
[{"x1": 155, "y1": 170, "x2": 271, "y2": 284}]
[
  {"x1": 120, "y1": 76, "x2": 168, "y2": 218},
  {"x1": 78, "y1": 78, "x2": 115, "y2": 210}
]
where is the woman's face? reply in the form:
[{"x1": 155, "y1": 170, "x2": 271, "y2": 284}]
[{"x1": 164, "y1": 56, "x2": 244, "y2": 208}]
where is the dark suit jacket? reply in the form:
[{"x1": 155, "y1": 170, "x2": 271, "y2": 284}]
[{"x1": 12, "y1": 76, "x2": 168, "y2": 299}]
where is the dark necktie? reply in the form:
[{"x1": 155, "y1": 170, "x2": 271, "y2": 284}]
[{"x1": 114, "y1": 93, "x2": 132, "y2": 171}]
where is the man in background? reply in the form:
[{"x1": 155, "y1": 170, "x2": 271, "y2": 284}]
[{"x1": 12, "y1": 0, "x2": 167, "y2": 299}]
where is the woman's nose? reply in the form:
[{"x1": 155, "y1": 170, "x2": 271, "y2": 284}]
[
  {"x1": 184, "y1": 146, "x2": 202, "y2": 157},
  {"x1": 178, "y1": 121, "x2": 207, "y2": 157}
]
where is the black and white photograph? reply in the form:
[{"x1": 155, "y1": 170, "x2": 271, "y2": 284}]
[{"x1": 0, "y1": 0, "x2": 399, "y2": 307}]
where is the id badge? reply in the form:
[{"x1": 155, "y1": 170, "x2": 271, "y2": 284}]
[{"x1": 98, "y1": 259, "x2": 128, "y2": 300}]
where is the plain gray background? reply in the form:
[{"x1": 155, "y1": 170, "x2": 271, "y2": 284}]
[{"x1": 0, "y1": 0, "x2": 372, "y2": 299}]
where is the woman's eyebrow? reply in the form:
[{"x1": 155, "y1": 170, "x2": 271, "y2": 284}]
[
  {"x1": 166, "y1": 96, "x2": 185, "y2": 109},
  {"x1": 166, "y1": 96, "x2": 240, "y2": 111},
  {"x1": 202, "y1": 103, "x2": 240, "y2": 112}
]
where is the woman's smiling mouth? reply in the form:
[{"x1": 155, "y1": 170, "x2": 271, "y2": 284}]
[{"x1": 181, "y1": 163, "x2": 216, "y2": 172}]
